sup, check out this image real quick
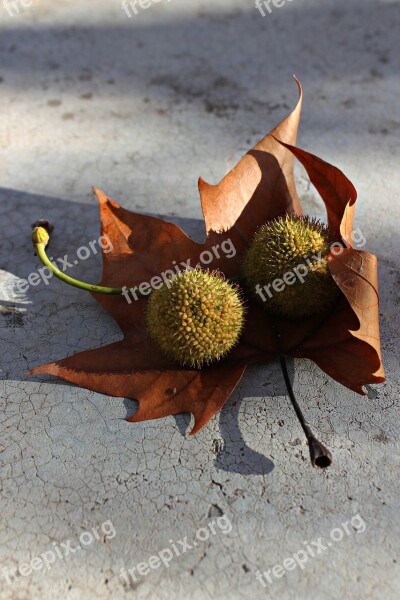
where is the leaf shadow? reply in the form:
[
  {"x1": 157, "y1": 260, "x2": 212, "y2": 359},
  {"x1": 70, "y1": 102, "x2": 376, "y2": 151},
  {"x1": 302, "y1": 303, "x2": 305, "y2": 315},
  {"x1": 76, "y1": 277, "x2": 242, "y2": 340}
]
[
  {"x1": 171, "y1": 360, "x2": 294, "y2": 476},
  {"x1": 213, "y1": 362, "x2": 288, "y2": 476}
]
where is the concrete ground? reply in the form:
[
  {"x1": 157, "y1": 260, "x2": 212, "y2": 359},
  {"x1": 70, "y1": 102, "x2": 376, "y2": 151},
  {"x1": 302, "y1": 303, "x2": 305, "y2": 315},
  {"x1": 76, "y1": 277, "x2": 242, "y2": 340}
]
[{"x1": 0, "y1": 0, "x2": 399, "y2": 598}]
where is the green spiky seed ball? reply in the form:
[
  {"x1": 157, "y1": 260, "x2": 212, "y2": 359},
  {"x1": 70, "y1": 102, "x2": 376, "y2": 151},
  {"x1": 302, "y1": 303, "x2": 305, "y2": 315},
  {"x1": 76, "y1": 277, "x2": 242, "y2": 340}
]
[
  {"x1": 243, "y1": 215, "x2": 339, "y2": 318},
  {"x1": 147, "y1": 269, "x2": 245, "y2": 368}
]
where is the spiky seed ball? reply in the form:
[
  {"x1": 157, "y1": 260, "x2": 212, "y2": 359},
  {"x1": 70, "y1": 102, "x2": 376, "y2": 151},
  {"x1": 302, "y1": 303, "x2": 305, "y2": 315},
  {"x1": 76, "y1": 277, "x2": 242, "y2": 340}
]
[
  {"x1": 243, "y1": 215, "x2": 339, "y2": 319},
  {"x1": 146, "y1": 269, "x2": 245, "y2": 369}
]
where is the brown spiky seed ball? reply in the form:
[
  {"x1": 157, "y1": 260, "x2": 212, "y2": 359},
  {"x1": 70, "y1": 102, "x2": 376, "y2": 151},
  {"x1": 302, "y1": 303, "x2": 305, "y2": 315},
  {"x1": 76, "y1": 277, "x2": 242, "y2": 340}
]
[
  {"x1": 147, "y1": 269, "x2": 245, "y2": 368},
  {"x1": 243, "y1": 215, "x2": 339, "y2": 318}
]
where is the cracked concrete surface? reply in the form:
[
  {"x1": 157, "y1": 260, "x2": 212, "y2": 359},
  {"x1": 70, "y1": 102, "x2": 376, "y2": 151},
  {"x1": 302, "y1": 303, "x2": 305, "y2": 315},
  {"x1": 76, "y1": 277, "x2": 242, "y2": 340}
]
[{"x1": 0, "y1": 0, "x2": 399, "y2": 598}]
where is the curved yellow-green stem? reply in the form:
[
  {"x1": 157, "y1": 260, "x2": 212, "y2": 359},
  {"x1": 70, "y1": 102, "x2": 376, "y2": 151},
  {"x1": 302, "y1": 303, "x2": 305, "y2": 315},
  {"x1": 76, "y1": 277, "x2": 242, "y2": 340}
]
[{"x1": 33, "y1": 227, "x2": 122, "y2": 295}]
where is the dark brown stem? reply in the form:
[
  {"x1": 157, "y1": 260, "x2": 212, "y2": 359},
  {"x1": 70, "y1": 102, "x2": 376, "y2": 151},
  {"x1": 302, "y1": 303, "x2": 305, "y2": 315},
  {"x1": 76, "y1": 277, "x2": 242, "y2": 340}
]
[{"x1": 274, "y1": 324, "x2": 332, "y2": 469}]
